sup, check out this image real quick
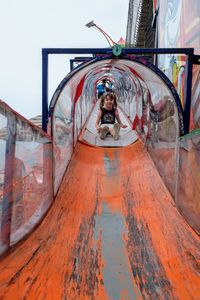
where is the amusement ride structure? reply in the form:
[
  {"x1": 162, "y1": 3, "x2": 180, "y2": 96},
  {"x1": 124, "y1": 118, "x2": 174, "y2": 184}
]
[{"x1": 0, "y1": 6, "x2": 200, "y2": 300}]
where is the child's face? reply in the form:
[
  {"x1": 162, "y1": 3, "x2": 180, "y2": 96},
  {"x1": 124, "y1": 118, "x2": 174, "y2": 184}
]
[{"x1": 104, "y1": 96, "x2": 114, "y2": 110}]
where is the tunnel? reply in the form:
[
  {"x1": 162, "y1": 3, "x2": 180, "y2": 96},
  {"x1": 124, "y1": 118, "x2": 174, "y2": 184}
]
[{"x1": 48, "y1": 54, "x2": 184, "y2": 194}]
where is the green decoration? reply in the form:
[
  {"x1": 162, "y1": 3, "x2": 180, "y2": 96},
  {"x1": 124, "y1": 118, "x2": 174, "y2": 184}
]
[{"x1": 112, "y1": 44, "x2": 122, "y2": 57}]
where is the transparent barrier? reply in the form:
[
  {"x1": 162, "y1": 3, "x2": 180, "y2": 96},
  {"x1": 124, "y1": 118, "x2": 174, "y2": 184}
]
[
  {"x1": 144, "y1": 81, "x2": 180, "y2": 199},
  {"x1": 74, "y1": 76, "x2": 96, "y2": 143},
  {"x1": 51, "y1": 84, "x2": 74, "y2": 193},
  {"x1": 0, "y1": 100, "x2": 53, "y2": 255},
  {"x1": 175, "y1": 130, "x2": 200, "y2": 234},
  {"x1": 50, "y1": 64, "x2": 96, "y2": 194},
  {"x1": 192, "y1": 65, "x2": 200, "y2": 128},
  {"x1": 122, "y1": 61, "x2": 181, "y2": 199}
]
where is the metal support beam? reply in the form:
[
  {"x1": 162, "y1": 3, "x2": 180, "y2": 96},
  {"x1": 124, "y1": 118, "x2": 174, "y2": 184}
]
[
  {"x1": 42, "y1": 47, "x2": 194, "y2": 55},
  {"x1": 183, "y1": 51, "x2": 194, "y2": 134},
  {"x1": 42, "y1": 50, "x2": 48, "y2": 132}
]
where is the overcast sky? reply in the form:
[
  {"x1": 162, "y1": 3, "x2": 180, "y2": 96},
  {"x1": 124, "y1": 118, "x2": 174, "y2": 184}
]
[{"x1": 0, "y1": 0, "x2": 129, "y2": 119}]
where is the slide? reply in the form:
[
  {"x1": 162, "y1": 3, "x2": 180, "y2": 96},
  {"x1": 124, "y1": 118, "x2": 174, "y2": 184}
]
[
  {"x1": 0, "y1": 140, "x2": 199, "y2": 299},
  {"x1": 1, "y1": 54, "x2": 200, "y2": 299}
]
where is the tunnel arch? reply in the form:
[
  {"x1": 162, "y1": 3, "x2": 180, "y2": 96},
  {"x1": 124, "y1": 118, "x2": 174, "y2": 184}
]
[
  {"x1": 48, "y1": 55, "x2": 185, "y2": 192},
  {"x1": 49, "y1": 54, "x2": 184, "y2": 138}
]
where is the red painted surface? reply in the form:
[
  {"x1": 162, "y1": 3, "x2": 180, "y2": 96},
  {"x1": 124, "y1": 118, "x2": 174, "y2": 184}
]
[{"x1": 0, "y1": 141, "x2": 199, "y2": 299}]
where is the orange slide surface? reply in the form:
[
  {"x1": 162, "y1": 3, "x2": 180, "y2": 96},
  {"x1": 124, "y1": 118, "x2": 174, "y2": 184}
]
[{"x1": 0, "y1": 141, "x2": 200, "y2": 299}]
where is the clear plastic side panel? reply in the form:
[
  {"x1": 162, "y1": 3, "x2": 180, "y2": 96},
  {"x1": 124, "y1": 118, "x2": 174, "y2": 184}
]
[
  {"x1": 0, "y1": 111, "x2": 7, "y2": 249},
  {"x1": 74, "y1": 99, "x2": 82, "y2": 143},
  {"x1": 52, "y1": 85, "x2": 73, "y2": 194},
  {"x1": 192, "y1": 65, "x2": 200, "y2": 128},
  {"x1": 176, "y1": 132, "x2": 200, "y2": 234},
  {"x1": 74, "y1": 80, "x2": 95, "y2": 144},
  {"x1": 121, "y1": 60, "x2": 180, "y2": 197},
  {"x1": 51, "y1": 65, "x2": 96, "y2": 194},
  {"x1": 142, "y1": 75, "x2": 179, "y2": 198},
  {"x1": 0, "y1": 101, "x2": 53, "y2": 254},
  {"x1": 11, "y1": 119, "x2": 53, "y2": 245},
  {"x1": 115, "y1": 71, "x2": 141, "y2": 124}
]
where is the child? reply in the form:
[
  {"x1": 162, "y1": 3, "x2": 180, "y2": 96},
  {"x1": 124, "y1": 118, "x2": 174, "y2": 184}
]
[
  {"x1": 95, "y1": 92, "x2": 127, "y2": 140},
  {"x1": 96, "y1": 79, "x2": 106, "y2": 99}
]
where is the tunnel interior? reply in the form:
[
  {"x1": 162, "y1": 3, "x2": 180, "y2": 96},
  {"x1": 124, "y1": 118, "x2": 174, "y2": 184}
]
[
  {"x1": 48, "y1": 55, "x2": 184, "y2": 192},
  {"x1": 47, "y1": 54, "x2": 200, "y2": 235},
  {"x1": 49, "y1": 56, "x2": 184, "y2": 142}
]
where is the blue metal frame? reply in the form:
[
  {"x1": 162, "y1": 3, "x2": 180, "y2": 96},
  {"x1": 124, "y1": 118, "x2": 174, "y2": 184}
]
[
  {"x1": 183, "y1": 52, "x2": 193, "y2": 133},
  {"x1": 42, "y1": 51, "x2": 48, "y2": 132},
  {"x1": 70, "y1": 57, "x2": 93, "y2": 71},
  {"x1": 42, "y1": 47, "x2": 198, "y2": 134}
]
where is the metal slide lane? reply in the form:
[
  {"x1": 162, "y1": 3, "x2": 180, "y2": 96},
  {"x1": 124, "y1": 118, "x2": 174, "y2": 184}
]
[{"x1": 0, "y1": 140, "x2": 199, "y2": 299}]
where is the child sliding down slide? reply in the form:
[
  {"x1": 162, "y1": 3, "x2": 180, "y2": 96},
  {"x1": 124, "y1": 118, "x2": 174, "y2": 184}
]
[{"x1": 95, "y1": 92, "x2": 127, "y2": 140}]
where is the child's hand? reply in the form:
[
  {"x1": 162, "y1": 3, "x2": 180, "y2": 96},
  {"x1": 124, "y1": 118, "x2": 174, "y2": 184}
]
[
  {"x1": 121, "y1": 124, "x2": 128, "y2": 128},
  {"x1": 96, "y1": 126, "x2": 100, "y2": 132}
]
